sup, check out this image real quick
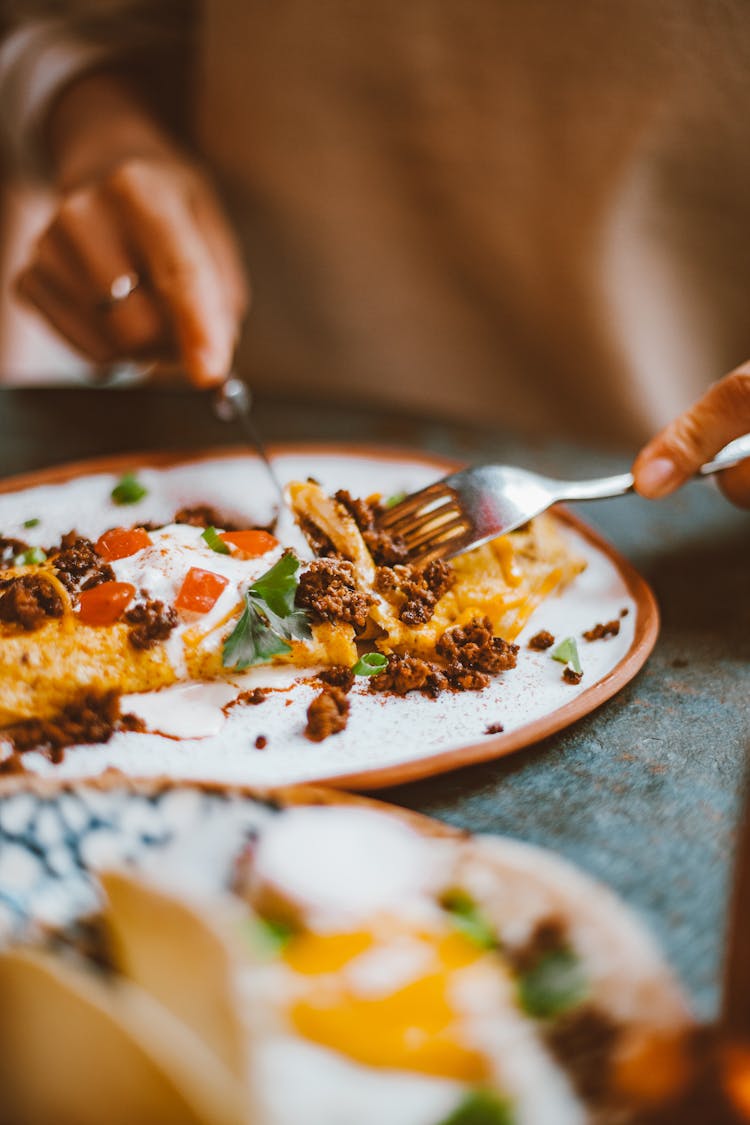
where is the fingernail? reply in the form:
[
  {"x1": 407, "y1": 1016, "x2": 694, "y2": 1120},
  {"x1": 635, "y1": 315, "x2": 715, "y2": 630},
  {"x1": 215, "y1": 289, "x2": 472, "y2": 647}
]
[
  {"x1": 637, "y1": 456, "x2": 678, "y2": 498},
  {"x1": 193, "y1": 349, "x2": 227, "y2": 386}
]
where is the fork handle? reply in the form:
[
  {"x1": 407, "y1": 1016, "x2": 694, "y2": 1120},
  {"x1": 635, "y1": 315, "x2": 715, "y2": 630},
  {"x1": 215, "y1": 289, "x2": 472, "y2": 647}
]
[
  {"x1": 698, "y1": 433, "x2": 750, "y2": 475},
  {"x1": 557, "y1": 472, "x2": 635, "y2": 501},
  {"x1": 556, "y1": 434, "x2": 750, "y2": 502}
]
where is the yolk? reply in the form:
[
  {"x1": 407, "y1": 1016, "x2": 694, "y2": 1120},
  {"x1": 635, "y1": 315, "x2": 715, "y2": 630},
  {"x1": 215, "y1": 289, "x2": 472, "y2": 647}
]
[
  {"x1": 285, "y1": 930, "x2": 374, "y2": 975},
  {"x1": 284, "y1": 926, "x2": 490, "y2": 1081}
]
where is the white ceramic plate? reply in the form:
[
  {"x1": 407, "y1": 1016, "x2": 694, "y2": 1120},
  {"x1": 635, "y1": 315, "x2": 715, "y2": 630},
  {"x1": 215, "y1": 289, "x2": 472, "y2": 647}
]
[{"x1": 0, "y1": 446, "x2": 658, "y2": 790}]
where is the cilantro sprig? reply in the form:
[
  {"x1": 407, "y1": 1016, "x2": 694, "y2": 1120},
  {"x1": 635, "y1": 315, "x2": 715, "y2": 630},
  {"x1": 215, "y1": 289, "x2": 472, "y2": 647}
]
[{"x1": 222, "y1": 553, "x2": 311, "y2": 669}]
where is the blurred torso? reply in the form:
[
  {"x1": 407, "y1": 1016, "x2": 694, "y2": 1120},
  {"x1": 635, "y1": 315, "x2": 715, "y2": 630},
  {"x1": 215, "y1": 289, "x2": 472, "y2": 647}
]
[{"x1": 196, "y1": 0, "x2": 750, "y2": 444}]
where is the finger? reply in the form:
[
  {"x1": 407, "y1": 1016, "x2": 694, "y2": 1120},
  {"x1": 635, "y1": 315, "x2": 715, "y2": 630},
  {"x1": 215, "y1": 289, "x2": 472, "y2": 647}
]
[
  {"x1": 190, "y1": 186, "x2": 250, "y2": 323},
  {"x1": 633, "y1": 365, "x2": 750, "y2": 498},
  {"x1": 717, "y1": 458, "x2": 750, "y2": 509},
  {"x1": 15, "y1": 266, "x2": 115, "y2": 366},
  {"x1": 53, "y1": 189, "x2": 169, "y2": 359},
  {"x1": 106, "y1": 162, "x2": 235, "y2": 386},
  {"x1": 31, "y1": 224, "x2": 93, "y2": 308}
]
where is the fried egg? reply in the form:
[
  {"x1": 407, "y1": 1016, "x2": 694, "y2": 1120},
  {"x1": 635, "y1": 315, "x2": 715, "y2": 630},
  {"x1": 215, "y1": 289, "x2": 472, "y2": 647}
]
[{"x1": 238, "y1": 808, "x2": 585, "y2": 1125}]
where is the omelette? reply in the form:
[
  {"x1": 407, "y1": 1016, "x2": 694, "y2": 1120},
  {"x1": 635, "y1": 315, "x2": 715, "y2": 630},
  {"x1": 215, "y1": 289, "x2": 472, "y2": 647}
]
[{"x1": 0, "y1": 481, "x2": 584, "y2": 745}]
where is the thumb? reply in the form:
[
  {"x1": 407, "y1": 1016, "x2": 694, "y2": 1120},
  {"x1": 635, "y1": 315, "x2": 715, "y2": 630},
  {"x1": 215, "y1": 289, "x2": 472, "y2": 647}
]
[{"x1": 633, "y1": 365, "x2": 750, "y2": 505}]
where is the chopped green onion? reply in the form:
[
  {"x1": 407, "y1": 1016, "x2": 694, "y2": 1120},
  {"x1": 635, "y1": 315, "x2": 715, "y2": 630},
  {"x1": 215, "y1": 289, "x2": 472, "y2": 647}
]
[
  {"x1": 14, "y1": 547, "x2": 47, "y2": 566},
  {"x1": 385, "y1": 491, "x2": 407, "y2": 508},
  {"x1": 243, "y1": 915, "x2": 296, "y2": 957},
  {"x1": 441, "y1": 889, "x2": 497, "y2": 950},
  {"x1": 111, "y1": 472, "x2": 147, "y2": 505},
  {"x1": 352, "y1": 652, "x2": 388, "y2": 676},
  {"x1": 518, "y1": 947, "x2": 587, "y2": 1019},
  {"x1": 22, "y1": 518, "x2": 40, "y2": 529},
  {"x1": 201, "y1": 526, "x2": 230, "y2": 554},
  {"x1": 437, "y1": 1089, "x2": 514, "y2": 1125},
  {"x1": 550, "y1": 636, "x2": 582, "y2": 675}
]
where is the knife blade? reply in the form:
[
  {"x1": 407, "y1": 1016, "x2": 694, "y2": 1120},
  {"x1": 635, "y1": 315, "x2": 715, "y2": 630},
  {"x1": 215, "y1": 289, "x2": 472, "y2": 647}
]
[{"x1": 213, "y1": 377, "x2": 286, "y2": 512}]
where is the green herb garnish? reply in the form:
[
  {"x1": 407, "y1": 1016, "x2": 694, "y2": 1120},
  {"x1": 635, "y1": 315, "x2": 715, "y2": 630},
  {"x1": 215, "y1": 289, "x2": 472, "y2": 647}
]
[
  {"x1": 352, "y1": 652, "x2": 388, "y2": 676},
  {"x1": 111, "y1": 472, "x2": 147, "y2": 505},
  {"x1": 22, "y1": 518, "x2": 40, "y2": 529},
  {"x1": 243, "y1": 915, "x2": 296, "y2": 957},
  {"x1": 201, "y1": 526, "x2": 230, "y2": 554},
  {"x1": 437, "y1": 1089, "x2": 514, "y2": 1125},
  {"x1": 550, "y1": 636, "x2": 582, "y2": 675},
  {"x1": 442, "y1": 889, "x2": 497, "y2": 950},
  {"x1": 518, "y1": 947, "x2": 587, "y2": 1019},
  {"x1": 247, "y1": 552, "x2": 301, "y2": 617},
  {"x1": 222, "y1": 553, "x2": 312, "y2": 669},
  {"x1": 14, "y1": 547, "x2": 47, "y2": 566},
  {"x1": 385, "y1": 491, "x2": 407, "y2": 509}
]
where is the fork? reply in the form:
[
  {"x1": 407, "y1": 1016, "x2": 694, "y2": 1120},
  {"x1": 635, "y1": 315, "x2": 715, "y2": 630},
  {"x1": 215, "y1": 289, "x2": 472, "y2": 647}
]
[{"x1": 378, "y1": 434, "x2": 750, "y2": 565}]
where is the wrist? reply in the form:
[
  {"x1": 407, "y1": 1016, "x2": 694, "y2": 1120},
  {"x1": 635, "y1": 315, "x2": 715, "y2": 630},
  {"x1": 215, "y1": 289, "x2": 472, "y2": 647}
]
[{"x1": 46, "y1": 70, "x2": 180, "y2": 191}]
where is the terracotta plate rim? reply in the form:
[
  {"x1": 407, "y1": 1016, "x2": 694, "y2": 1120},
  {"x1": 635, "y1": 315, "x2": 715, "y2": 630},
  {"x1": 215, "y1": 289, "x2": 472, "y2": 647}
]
[{"x1": 0, "y1": 442, "x2": 659, "y2": 791}]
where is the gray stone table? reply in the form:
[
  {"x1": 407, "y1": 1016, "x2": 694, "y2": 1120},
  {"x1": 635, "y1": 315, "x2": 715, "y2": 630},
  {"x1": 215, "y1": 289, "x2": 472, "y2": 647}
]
[{"x1": 0, "y1": 386, "x2": 747, "y2": 1019}]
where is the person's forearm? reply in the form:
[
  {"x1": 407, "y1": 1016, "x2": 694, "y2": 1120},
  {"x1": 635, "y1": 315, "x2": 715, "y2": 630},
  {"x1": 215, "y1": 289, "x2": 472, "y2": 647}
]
[{"x1": 45, "y1": 70, "x2": 180, "y2": 191}]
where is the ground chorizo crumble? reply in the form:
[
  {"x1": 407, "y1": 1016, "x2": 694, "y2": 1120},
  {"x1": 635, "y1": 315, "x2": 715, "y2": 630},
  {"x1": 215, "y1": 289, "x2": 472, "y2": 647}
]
[
  {"x1": 318, "y1": 665, "x2": 355, "y2": 692},
  {"x1": 50, "y1": 533, "x2": 113, "y2": 594},
  {"x1": 125, "y1": 599, "x2": 178, "y2": 650},
  {"x1": 334, "y1": 490, "x2": 409, "y2": 566},
  {"x1": 375, "y1": 559, "x2": 455, "y2": 625},
  {"x1": 582, "y1": 620, "x2": 620, "y2": 642},
  {"x1": 528, "y1": 629, "x2": 555, "y2": 650},
  {"x1": 296, "y1": 559, "x2": 375, "y2": 631},
  {"x1": 0, "y1": 574, "x2": 64, "y2": 631},
  {"x1": 2, "y1": 692, "x2": 145, "y2": 763},
  {"x1": 304, "y1": 686, "x2": 350, "y2": 741}
]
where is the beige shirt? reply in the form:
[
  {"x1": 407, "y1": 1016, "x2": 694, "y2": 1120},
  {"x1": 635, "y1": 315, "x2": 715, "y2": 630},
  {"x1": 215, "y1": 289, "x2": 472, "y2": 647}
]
[{"x1": 5, "y1": 1, "x2": 750, "y2": 443}]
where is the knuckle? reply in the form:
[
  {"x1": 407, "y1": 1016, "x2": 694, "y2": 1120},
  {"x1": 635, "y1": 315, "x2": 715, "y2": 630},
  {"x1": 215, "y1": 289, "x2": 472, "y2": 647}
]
[
  {"x1": 106, "y1": 301, "x2": 164, "y2": 354},
  {"x1": 105, "y1": 158, "x2": 149, "y2": 199},
  {"x1": 717, "y1": 369, "x2": 750, "y2": 415},
  {"x1": 664, "y1": 412, "x2": 706, "y2": 469},
  {"x1": 14, "y1": 268, "x2": 35, "y2": 302},
  {"x1": 153, "y1": 254, "x2": 200, "y2": 294},
  {"x1": 56, "y1": 187, "x2": 95, "y2": 227}
]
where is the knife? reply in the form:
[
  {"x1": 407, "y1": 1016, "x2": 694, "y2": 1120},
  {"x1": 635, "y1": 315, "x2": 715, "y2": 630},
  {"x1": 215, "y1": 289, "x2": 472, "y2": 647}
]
[{"x1": 213, "y1": 377, "x2": 286, "y2": 511}]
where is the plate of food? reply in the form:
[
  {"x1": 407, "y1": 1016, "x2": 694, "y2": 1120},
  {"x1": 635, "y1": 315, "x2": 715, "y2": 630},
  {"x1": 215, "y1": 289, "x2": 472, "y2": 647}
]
[
  {"x1": 0, "y1": 774, "x2": 692, "y2": 1124},
  {"x1": 0, "y1": 445, "x2": 657, "y2": 789}
]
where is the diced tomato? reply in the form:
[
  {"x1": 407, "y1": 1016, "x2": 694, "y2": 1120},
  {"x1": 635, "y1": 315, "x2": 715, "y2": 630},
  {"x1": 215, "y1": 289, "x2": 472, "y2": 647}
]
[
  {"x1": 175, "y1": 567, "x2": 229, "y2": 614},
  {"x1": 219, "y1": 530, "x2": 278, "y2": 558},
  {"x1": 77, "y1": 581, "x2": 135, "y2": 626},
  {"x1": 96, "y1": 527, "x2": 151, "y2": 561}
]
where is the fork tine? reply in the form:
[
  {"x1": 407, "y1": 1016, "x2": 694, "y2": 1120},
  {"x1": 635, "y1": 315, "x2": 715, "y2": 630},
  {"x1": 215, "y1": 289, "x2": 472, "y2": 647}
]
[
  {"x1": 410, "y1": 539, "x2": 463, "y2": 566},
  {"x1": 408, "y1": 525, "x2": 470, "y2": 565},
  {"x1": 378, "y1": 483, "x2": 455, "y2": 530},
  {"x1": 401, "y1": 513, "x2": 469, "y2": 552},
  {"x1": 394, "y1": 501, "x2": 462, "y2": 541}
]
